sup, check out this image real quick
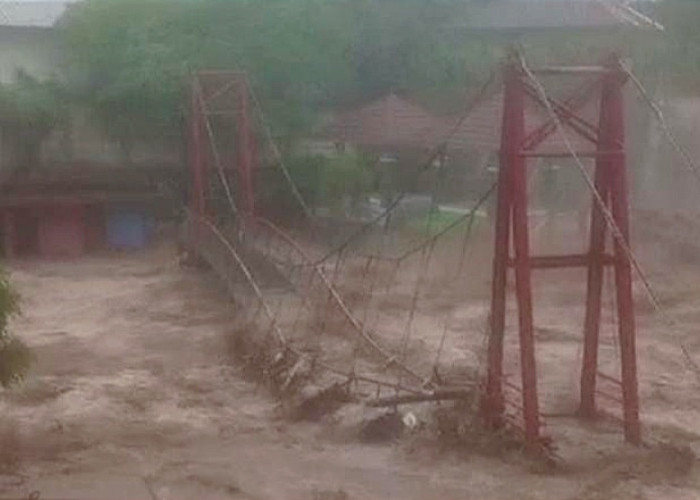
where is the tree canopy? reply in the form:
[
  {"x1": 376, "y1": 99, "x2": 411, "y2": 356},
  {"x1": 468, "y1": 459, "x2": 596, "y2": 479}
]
[
  {"x1": 48, "y1": 0, "x2": 700, "y2": 157},
  {"x1": 58, "y1": 0, "x2": 495, "y2": 150},
  {"x1": 0, "y1": 270, "x2": 32, "y2": 388}
]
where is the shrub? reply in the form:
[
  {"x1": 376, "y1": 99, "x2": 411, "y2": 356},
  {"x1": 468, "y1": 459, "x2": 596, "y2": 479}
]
[{"x1": 0, "y1": 270, "x2": 32, "y2": 388}]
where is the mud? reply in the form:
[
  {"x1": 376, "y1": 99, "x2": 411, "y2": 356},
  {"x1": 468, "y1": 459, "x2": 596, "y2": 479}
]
[{"x1": 1, "y1": 232, "x2": 699, "y2": 499}]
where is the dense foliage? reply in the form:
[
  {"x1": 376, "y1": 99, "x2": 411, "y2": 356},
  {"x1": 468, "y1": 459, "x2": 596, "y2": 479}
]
[
  {"x1": 0, "y1": 72, "x2": 69, "y2": 168},
  {"x1": 0, "y1": 0, "x2": 683, "y2": 181},
  {"x1": 57, "y1": 0, "x2": 700, "y2": 152},
  {"x1": 58, "y1": 0, "x2": 497, "y2": 152},
  {"x1": 0, "y1": 271, "x2": 32, "y2": 388}
]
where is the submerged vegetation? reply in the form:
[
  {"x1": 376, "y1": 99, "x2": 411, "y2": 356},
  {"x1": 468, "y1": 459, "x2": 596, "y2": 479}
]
[{"x1": 0, "y1": 270, "x2": 32, "y2": 388}]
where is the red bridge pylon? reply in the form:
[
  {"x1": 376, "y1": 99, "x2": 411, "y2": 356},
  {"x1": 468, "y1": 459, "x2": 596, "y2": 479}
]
[
  {"x1": 482, "y1": 54, "x2": 640, "y2": 447},
  {"x1": 188, "y1": 70, "x2": 257, "y2": 220}
]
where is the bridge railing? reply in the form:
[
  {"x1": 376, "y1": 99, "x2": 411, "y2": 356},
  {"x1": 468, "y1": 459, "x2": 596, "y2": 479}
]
[{"x1": 185, "y1": 210, "x2": 441, "y2": 394}]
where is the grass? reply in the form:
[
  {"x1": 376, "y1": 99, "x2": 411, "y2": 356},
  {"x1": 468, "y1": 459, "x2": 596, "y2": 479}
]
[{"x1": 404, "y1": 208, "x2": 486, "y2": 238}]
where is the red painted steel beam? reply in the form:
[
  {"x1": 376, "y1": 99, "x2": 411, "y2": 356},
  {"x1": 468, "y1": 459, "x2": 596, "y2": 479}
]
[
  {"x1": 522, "y1": 83, "x2": 600, "y2": 147},
  {"x1": 483, "y1": 64, "x2": 518, "y2": 431},
  {"x1": 507, "y1": 253, "x2": 615, "y2": 269},
  {"x1": 509, "y1": 69, "x2": 541, "y2": 447},
  {"x1": 605, "y1": 64, "x2": 641, "y2": 445},
  {"x1": 522, "y1": 79, "x2": 600, "y2": 151},
  {"x1": 596, "y1": 389, "x2": 623, "y2": 404},
  {"x1": 580, "y1": 88, "x2": 614, "y2": 419},
  {"x1": 236, "y1": 79, "x2": 255, "y2": 215},
  {"x1": 504, "y1": 379, "x2": 524, "y2": 393},
  {"x1": 519, "y1": 150, "x2": 624, "y2": 159},
  {"x1": 530, "y1": 66, "x2": 613, "y2": 75},
  {"x1": 523, "y1": 81, "x2": 600, "y2": 137},
  {"x1": 486, "y1": 55, "x2": 639, "y2": 447},
  {"x1": 203, "y1": 78, "x2": 241, "y2": 106},
  {"x1": 597, "y1": 371, "x2": 622, "y2": 386}
]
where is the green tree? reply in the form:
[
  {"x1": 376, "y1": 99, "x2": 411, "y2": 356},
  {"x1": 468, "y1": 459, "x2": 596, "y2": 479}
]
[
  {"x1": 58, "y1": 0, "x2": 692, "y2": 175},
  {"x1": 60, "y1": 0, "x2": 354, "y2": 157},
  {"x1": 0, "y1": 270, "x2": 32, "y2": 388},
  {"x1": 0, "y1": 72, "x2": 69, "y2": 169},
  {"x1": 58, "y1": 0, "x2": 486, "y2": 155},
  {"x1": 60, "y1": 0, "x2": 189, "y2": 162},
  {"x1": 320, "y1": 152, "x2": 374, "y2": 214}
]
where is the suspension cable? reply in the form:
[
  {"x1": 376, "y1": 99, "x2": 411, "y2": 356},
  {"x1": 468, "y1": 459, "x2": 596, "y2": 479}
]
[
  {"x1": 199, "y1": 215, "x2": 285, "y2": 343},
  {"x1": 194, "y1": 79, "x2": 239, "y2": 217},
  {"x1": 431, "y1": 195, "x2": 483, "y2": 375},
  {"x1": 621, "y1": 62, "x2": 700, "y2": 188},
  {"x1": 519, "y1": 53, "x2": 700, "y2": 382},
  {"x1": 192, "y1": 73, "x2": 472, "y2": 394},
  {"x1": 520, "y1": 55, "x2": 657, "y2": 304},
  {"x1": 396, "y1": 220, "x2": 440, "y2": 391},
  {"x1": 310, "y1": 70, "x2": 498, "y2": 266},
  {"x1": 357, "y1": 179, "x2": 495, "y2": 263},
  {"x1": 395, "y1": 181, "x2": 496, "y2": 262},
  {"x1": 196, "y1": 211, "x2": 434, "y2": 395},
  {"x1": 246, "y1": 76, "x2": 315, "y2": 220}
]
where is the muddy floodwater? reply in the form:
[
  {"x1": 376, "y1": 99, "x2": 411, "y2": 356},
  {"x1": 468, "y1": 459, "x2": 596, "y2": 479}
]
[{"x1": 1, "y1": 239, "x2": 700, "y2": 499}]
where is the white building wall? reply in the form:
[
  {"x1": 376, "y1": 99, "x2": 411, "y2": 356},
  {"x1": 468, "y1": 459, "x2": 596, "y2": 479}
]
[{"x1": 0, "y1": 27, "x2": 60, "y2": 83}]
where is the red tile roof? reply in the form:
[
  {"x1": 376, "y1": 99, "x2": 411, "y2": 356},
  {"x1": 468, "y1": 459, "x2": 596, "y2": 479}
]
[
  {"x1": 447, "y1": 75, "x2": 602, "y2": 155},
  {"x1": 328, "y1": 78, "x2": 608, "y2": 157},
  {"x1": 327, "y1": 93, "x2": 450, "y2": 150}
]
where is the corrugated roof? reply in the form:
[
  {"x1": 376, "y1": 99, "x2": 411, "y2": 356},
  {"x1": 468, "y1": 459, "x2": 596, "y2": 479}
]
[
  {"x1": 0, "y1": 1, "x2": 73, "y2": 28},
  {"x1": 327, "y1": 94, "x2": 450, "y2": 150},
  {"x1": 462, "y1": 0, "x2": 662, "y2": 31}
]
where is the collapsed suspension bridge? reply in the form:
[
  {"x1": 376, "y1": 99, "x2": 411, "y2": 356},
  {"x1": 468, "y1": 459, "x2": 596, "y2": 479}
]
[{"x1": 183, "y1": 53, "x2": 700, "y2": 456}]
